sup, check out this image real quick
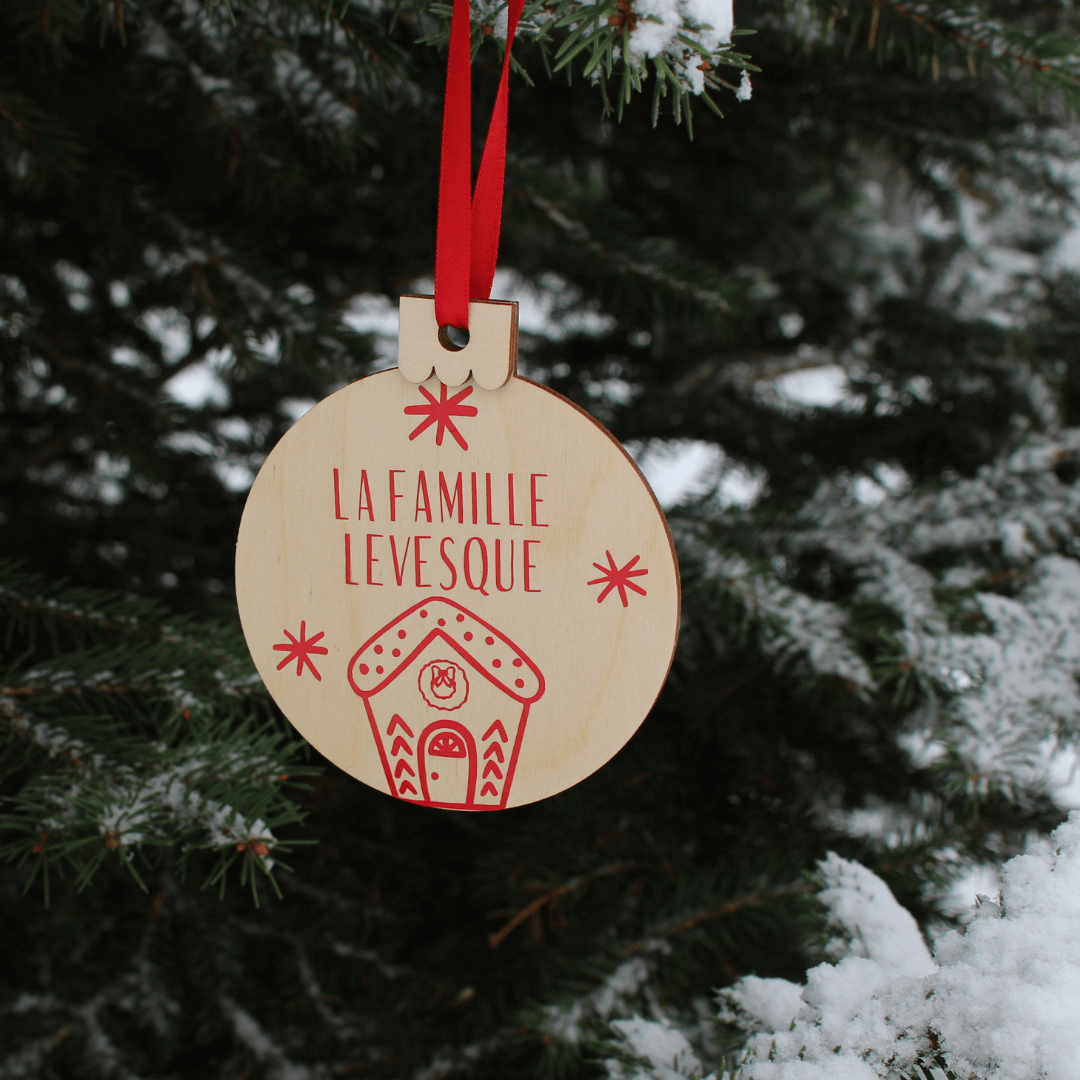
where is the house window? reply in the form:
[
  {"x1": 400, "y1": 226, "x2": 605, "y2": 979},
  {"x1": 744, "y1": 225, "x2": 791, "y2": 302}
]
[{"x1": 428, "y1": 731, "x2": 468, "y2": 758}]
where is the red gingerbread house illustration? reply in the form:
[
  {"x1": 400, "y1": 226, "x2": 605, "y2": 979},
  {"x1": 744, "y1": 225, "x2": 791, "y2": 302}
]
[{"x1": 347, "y1": 598, "x2": 545, "y2": 810}]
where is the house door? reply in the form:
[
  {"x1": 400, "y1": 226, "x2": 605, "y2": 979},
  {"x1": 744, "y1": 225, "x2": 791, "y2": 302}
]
[{"x1": 419, "y1": 722, "x2": 477, "y2": 807}]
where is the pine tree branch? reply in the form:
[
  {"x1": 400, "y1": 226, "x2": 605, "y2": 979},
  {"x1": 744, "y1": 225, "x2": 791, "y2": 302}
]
[
  {"x1": 0, "y1": 564, "x2": 312, "y2": 899},
  {"x1": 0, "y1": 562, "x2": 258, "y2": 678},
  {"x1": 21, "y1": 330, "x2": 175, "y2": 420},
  {"x1": 521, "y1": 186, "x2": 734, "y2": 315},
  {"x1": 624, "y1": 881, "x2": 815, "y2": 953},
  {"x1": 0, "y1": 89, "x2": 84, "y2": 185},
  {"x1": 488, "y1": 863, "x2": 637, "y2": 947},
  {"x1": 865, "y1": 0, "x2": 1078, "y2": 85},
  {"x1": 820, "y1": 0, "x2": 1080, "y2": 102}
]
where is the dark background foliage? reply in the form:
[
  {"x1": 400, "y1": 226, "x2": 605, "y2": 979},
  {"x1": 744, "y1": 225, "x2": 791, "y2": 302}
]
[{"x1": 2, "y1": 0, "x2": 1079, "y2": 1075}]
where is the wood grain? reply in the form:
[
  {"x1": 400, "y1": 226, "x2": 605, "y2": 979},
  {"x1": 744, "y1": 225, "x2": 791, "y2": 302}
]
[
  {"x1": 236, "y1": 304, "x2": 679, "y2": 810},
  {"x1": 397, "y1": 294, "x2": 517, "y2": 390}
]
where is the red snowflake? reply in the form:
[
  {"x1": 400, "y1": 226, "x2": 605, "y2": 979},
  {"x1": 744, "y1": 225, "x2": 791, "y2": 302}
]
[
  {"x1": 273, "y1": 621, "x2": 328, "y2": 680},
  {"x1": 404, "y1": 383, "x2": 478, "y2": 451},
  {"x1": 588, "y1": 552, "x2": 649, "y2": 608}
]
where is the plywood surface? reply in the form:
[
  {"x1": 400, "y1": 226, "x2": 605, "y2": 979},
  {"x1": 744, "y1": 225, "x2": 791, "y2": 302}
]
[
  {"x1": 397, "y1": 295, "x2": 516, "y2": 390},
  {"x1": 236, "y1": 366, "x2": 680, "y2": 810}
]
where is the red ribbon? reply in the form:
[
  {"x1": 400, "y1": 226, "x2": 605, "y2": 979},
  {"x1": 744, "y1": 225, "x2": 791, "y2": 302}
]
[{"x1": 435, "y1": 0, "x2": 524, "y2": 332}]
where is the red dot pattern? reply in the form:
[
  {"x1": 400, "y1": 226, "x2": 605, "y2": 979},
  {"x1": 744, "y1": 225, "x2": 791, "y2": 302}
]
[{"x1": 354, "y1": 603, "x2": 541, "y2": 697}]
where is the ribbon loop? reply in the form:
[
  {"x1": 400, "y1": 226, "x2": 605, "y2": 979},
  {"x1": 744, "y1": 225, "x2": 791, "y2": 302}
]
[{"x1": 434, "y1": 0, "x2": 523, "y2": 332}]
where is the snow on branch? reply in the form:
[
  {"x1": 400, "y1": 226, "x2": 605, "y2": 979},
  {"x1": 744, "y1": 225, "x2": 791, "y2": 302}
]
[
  {"x1": 713, "y1": 814, "x2": 1080, "y2": 1079},
  {"x1": 0, "y1": 563, "x2": 312, "y2": 900},
  {"x1": 768, "y1": 426, "x2": 1080, "y2": 796},
  {"x1": 417, "y1": 0, "x2": 755, "y2": 123},
  {"x1": 792, "y1": 0, "x2": 1080, "y2": 110},
  {"x1": 540, "y1": 945, "x2": 671, "y2": 1047},
  {"x1": 684, "y1": 542, "x2": 875, "y2": 691},
  {"x1": 599, "y1": 818, "x2": 1080, "y2": 1078}
]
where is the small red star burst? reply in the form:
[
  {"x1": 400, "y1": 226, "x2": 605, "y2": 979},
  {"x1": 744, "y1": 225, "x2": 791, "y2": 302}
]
[
  {"x1": 404, "y1": 383, "x2": 478, "y2": 451},
  {"x1": 273, "y1": 621, "x2": 328, "y2": 680},
  {"x1": 588, "y1": 552, "x2": 649, "y2": 608}
]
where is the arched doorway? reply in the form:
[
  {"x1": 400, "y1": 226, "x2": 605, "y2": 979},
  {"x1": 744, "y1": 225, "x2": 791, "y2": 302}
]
[{"x1": 418, "y1": 721, "x2": 477, "y2": 807}]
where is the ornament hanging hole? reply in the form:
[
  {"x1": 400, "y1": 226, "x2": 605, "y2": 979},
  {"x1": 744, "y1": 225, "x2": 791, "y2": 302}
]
[
  {"x1": 399, "y1": 296, "x2": 516, "y2": 390},
  {"x1": 439, "y1": 324, "x2": 470, "y2": 352}
]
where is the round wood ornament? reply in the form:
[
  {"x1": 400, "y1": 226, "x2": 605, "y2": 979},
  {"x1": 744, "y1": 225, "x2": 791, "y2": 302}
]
[{"x1": 236, "y1": 296, "x2": 680, "y2": 810}]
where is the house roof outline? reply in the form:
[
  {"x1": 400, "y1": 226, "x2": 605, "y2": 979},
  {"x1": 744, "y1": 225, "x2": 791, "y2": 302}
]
[{"x1": 347, "y1": 597, "x2": 544, "y2": 705}]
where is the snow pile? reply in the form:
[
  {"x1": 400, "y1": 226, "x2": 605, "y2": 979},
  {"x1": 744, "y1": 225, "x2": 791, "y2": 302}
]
[
  {"x1": 616, "y1": 0, "x2": 732, "y2": 61},
  {"x1": 814, "y1": 851, "x2": 935, "y2": 977},
  {"x1": 602, "y1": 818, "x2": 1080, "y2": 1078},
  {"x1": 721, "y1": 814, "x2": 1080, "y2": 1079},
  {"x1": 608, "y1": 1017, "x2": 703, "y2": 1080},
  {"x1": 715, "y1": 977, "x2": 802, "y2": 1036},
  {"x1": 617, "y1": 0, "x2": 735, "y2": 94}
]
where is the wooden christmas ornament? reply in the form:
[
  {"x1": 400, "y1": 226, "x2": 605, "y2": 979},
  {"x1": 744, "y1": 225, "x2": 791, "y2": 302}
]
[{"x1": 235, "y1": 298, "x2": 680, "y2": 809}]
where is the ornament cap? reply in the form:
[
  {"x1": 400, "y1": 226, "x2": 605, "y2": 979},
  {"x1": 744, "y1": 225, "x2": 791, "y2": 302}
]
[{"x1": 398, "y1": 294, "x2": 517, "y2": 390}]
